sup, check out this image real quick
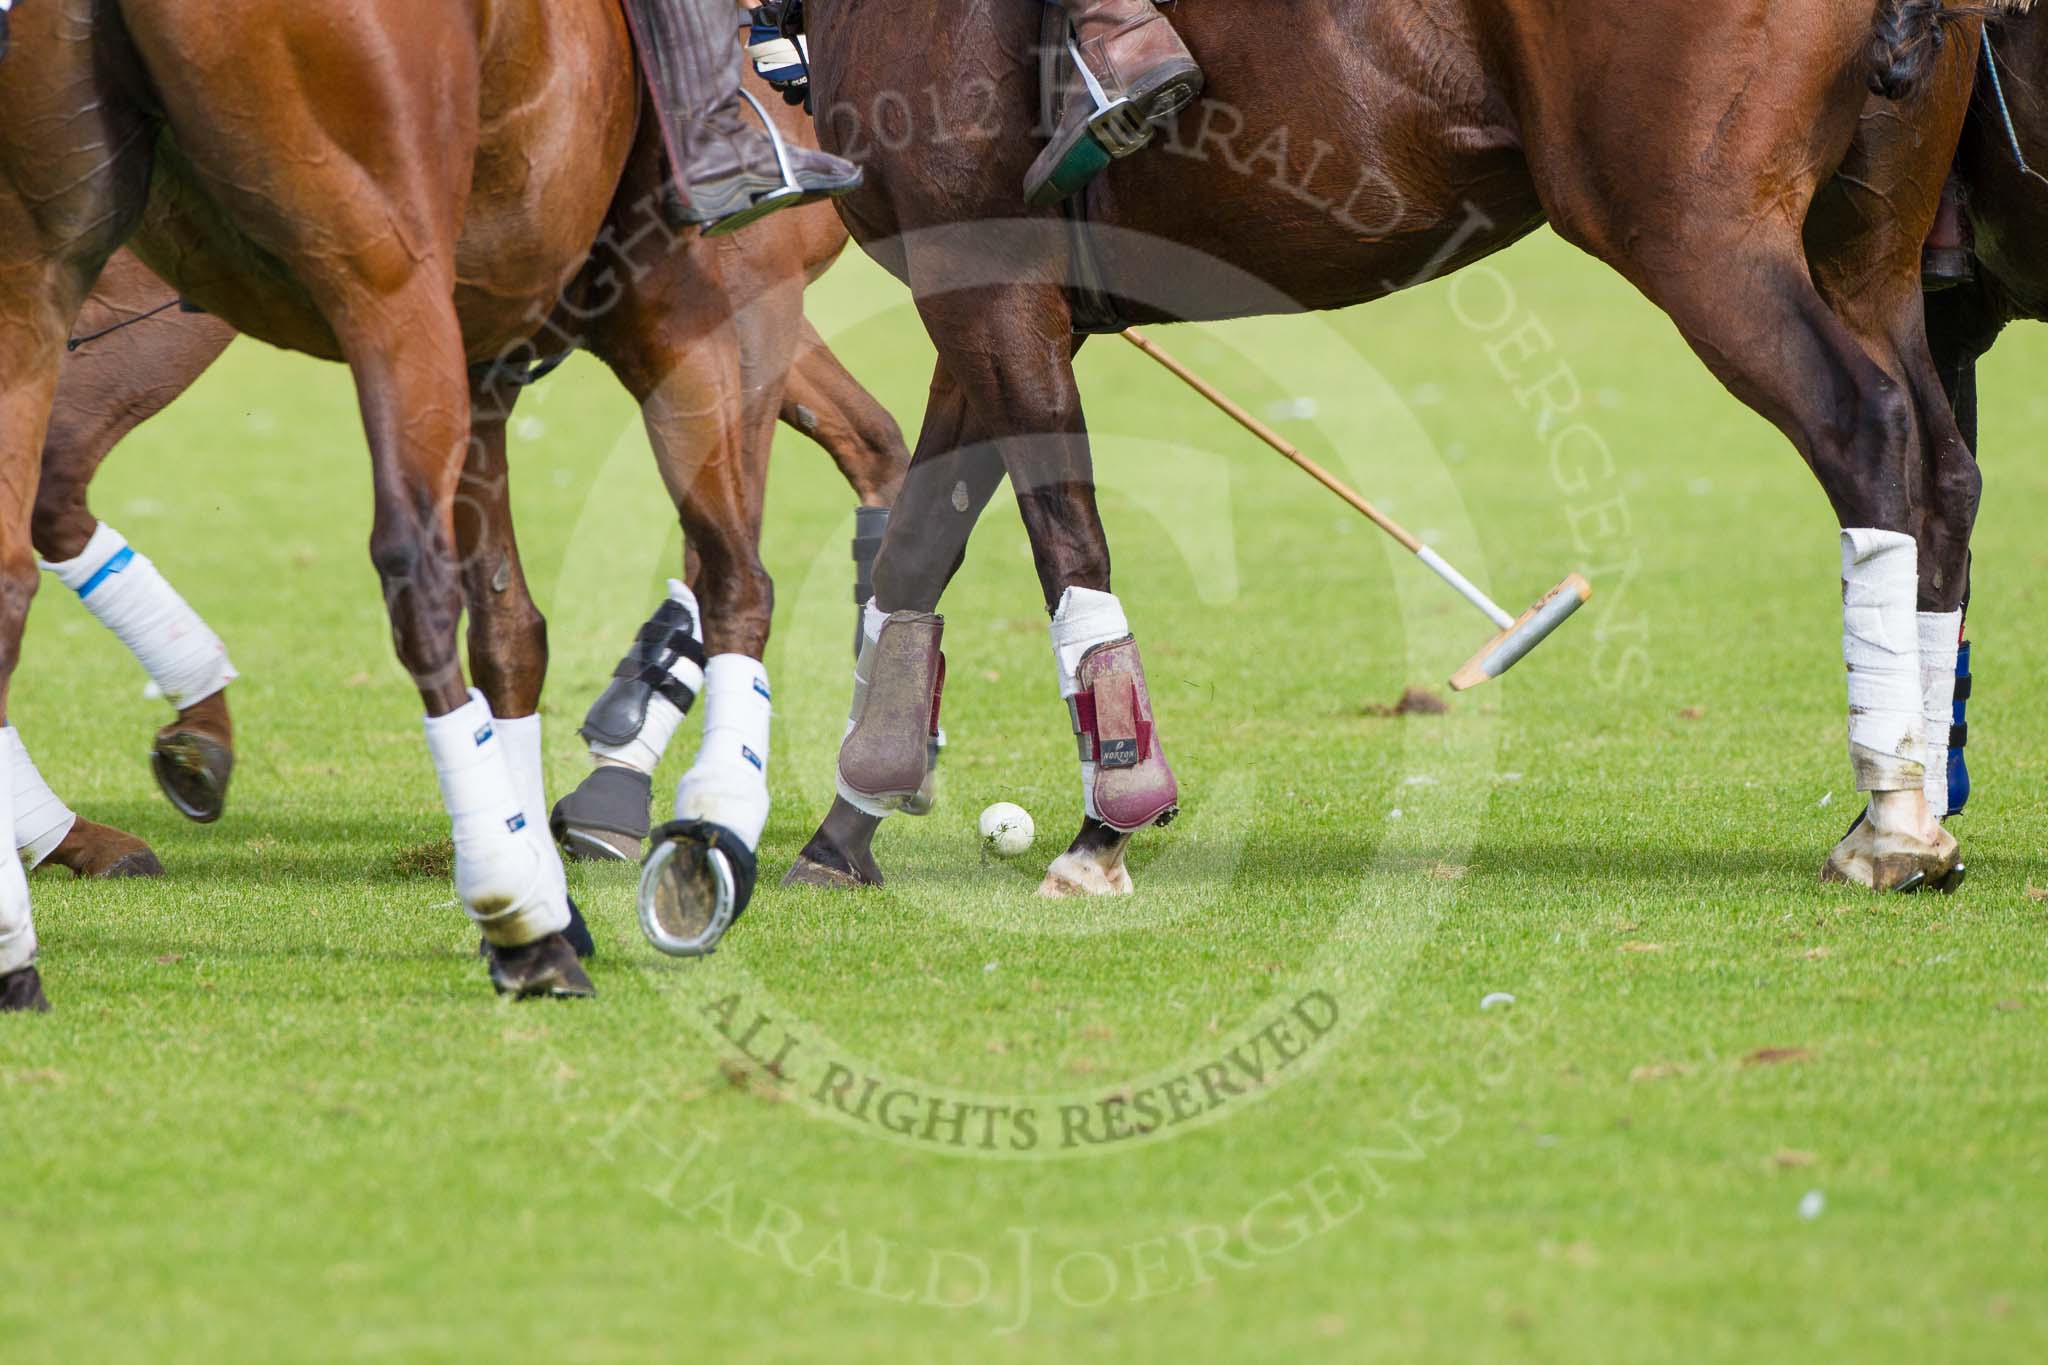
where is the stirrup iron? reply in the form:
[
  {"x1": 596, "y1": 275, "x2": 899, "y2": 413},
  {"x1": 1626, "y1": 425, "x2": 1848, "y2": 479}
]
[{"x1": 699, "y1": 88, "x2": 805, "y2": 239}]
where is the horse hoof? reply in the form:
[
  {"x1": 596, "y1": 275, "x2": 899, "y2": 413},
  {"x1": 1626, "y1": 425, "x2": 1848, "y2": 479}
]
[
  {"x1": 151, "y1": 730, "x2": 233, "y2": 824},
  {"x1": 782, "y1": 855, "x2": 873, "y2": 890},
  {"x1": 783, "y1": 832, "x2": 882, "y2": 890},
  {"x1": 1037, "y1": 850, "x2": 1135, "y2": 898},
  {"x1": 485, "y1": 932, "x2": 595, "y2": 1000},
  {"x1": 50, "y1": 819, "x2": 164, "y2": 879},
  {"x1": 477, "y1": 898, "x2": 595, "y2": 962},
  {"x1": 639, "y1": 823, "x2": 756, "y2": 957},
  {"x1": 550, "y1": 766, "x2": 650, "y2": 863},
  {"x1": 561, "y1": 826, "x2": 642, "y2": 863},
  {"x1": 0, "y1": 965, "x2": 50, "y2": 1013},
  {"x1": 1820, "y1": 818, "x2": 1959, "y2": 893}
]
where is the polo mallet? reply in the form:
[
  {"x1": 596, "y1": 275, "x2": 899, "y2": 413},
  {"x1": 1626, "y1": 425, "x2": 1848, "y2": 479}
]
[{"x1": 1119, "y1": 328, "x2": 1590, "y2": 691}]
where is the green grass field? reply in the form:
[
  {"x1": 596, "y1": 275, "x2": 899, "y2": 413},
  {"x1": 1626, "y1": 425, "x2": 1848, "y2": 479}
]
[{"x1": 4, "y1": 232, "x2": 2046, "y2": 1362}]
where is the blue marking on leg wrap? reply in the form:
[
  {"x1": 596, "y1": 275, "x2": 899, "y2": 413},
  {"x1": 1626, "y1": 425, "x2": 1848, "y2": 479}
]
[
  {"x1": 1947, "y1": 641, "x2": 1971, "y2": 818},
  {"x1": 75, "y1": 545, "x2": 134, "y2": 600}
]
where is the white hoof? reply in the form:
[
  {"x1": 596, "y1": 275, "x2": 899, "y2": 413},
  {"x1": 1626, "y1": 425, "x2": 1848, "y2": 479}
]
[
  {"x1": 1823, "y1": 804, "x2": 1959, "y2": 893},
  {"x1": 1037, "y1": 848, "x2": 1134, "y2": 898}
]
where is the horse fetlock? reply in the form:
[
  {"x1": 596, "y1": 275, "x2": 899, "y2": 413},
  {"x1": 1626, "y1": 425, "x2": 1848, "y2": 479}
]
[{"x1": 425, "y1": 691, "x2": 568, "y2": 947}]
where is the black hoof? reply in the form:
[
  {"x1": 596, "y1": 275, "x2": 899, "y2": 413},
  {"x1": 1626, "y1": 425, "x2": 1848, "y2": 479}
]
[
  {"x1": 151, "y1": 730, "x2": 233, "y2": 824},
  {"x1": 0, "y1": 965, "x2": 50, "y2": 1013},
  {"x1": 640, "y1": 821, "x2": 759, "y2": 957},
  {"x1": 782, "y1": 835, "x2": 882, "y2": 889},
  {"x1": 485, "y1": 932, "x2": 595, "y2": 1000},
  {"x1": 96, "y1": 849, "x2": 167, "y2": 880},
  {"x1": 781, "y1": 855, "x2": 873, "y2": 890},
  {"x1": 551, "y1": 766, "x2": 651, "y2": 864},
  {"x1": 478, "y1": 898, "x2": 595, "y2": 962}
]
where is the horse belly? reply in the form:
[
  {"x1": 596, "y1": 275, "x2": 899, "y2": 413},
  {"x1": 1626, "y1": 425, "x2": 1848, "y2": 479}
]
[{"x1": 1093, "y1": 4, "x2": 1543, "y2": 320}]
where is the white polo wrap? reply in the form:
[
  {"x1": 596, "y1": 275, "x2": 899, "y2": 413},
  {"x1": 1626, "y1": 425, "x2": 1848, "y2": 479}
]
[
  {"x1": 1917, "y1": 610, "x2": 1963, "y2": 816},
  {"x1": 1840, "y1": 529, "x2": 1924, "y2": 793},
  {"x1": 42, "y1": 523, "x2": 236, "y2": 710},
  {"x1": 5, "y1": 728, "x2": 74, "y2": 870},
  {"x1": 494, "y1": 711, "x2": 573, "y2": 918},
  {"x1": 0, "y1": 731, "x2": 35, "y2": 975},
  {"x1": 677, "y1": 655, "x2": 774, "y2": 851},
  {"x1": 423, "y1": 691, "x2": 567, "y2": 946}
]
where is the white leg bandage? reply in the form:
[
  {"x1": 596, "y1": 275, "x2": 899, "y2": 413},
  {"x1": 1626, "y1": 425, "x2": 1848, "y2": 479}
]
[
  {"x1": 4, "y1": 729, "x2": 74, "y2": 870},
  {"x1": 423, "y1": 691, "x2": 567, "y2": 947},
  {"x1": 1840, "y1": 529, "x2": 1925, "y2": 793},
  {"x1": 1918, "y1": 610, "x2": 1963, "y2": 818},
  {"x1": 42, "y1": 523, "x2": 236, "y2": 710},
  {"x1": 494, "y1": 711, "x2": 572, "y2": 911},
  {"x1": 1050, "y1": 587, "x2": 1131, "y2": 823},
  {"x1": 677, "y1": 655, "x2": 773, "y2": 850},
  {"x1": 0, "y1": 733, "x2": 36, "y2": 975},
  {"x1": 588, "y1": 579, "x2": 703, "y2": 776}
]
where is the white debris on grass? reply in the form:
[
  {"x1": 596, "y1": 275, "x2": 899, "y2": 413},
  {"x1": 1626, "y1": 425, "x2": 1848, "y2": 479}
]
[
  {"x1": 1798, "y1": 1190, "x2": 1826, "y2": 1221},
  {"x1": 1263, "y1": 397, "x2": 1320, "y2": 422},
  {"x1": 1480, "y1": 992, "x2": 1516, "y2": 1011},
  {"x1": 1817, "y1": 791, "x2": 1833, "y2": 809}
]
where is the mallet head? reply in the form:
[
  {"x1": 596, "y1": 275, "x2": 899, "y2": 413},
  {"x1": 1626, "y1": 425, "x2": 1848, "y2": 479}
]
[{"x1": 1449, "y1": 574, "x2": 1592, "y2": 692}]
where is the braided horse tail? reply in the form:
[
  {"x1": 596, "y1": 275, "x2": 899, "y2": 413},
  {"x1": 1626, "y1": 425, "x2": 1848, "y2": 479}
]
[{"x1": 1870, "y1": 0, "x2": 2036, "y2": 101}]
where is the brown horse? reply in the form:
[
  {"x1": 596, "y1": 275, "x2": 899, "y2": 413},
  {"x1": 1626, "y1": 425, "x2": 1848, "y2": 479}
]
[
  {"x1": 34, "y1": 90, "x2": 905, "y2": 888},
  {"x1": 0, "y1": 0, "x2": 892, "y2": 1007},
  {"x1": 783, "y1": 0, "x2": 1994, "y2": 898}
]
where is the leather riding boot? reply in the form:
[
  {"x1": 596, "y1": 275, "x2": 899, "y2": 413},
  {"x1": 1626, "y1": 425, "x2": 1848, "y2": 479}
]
[
  {"x1": 622, "y1": 0, "x2": 862, "y2": 235},
  {"x1": 1923, "y1": 171, "x2": 1974, "y2": 291},
  {"x1": 1025, "y1": 0, "x2": 1204, "y2": 208}
]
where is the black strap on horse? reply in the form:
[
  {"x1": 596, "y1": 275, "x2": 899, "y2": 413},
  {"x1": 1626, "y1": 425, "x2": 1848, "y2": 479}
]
[{"x1": 66, "y1": 297, "x2": 209, "y2": 353}]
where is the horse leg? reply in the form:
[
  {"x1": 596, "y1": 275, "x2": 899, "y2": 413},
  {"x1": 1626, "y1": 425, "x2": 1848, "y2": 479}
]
[
  {"x1": 1917, "y1": 281, "x2": 2005, "y2": 819},
  {"x1": 451, "y1": 371, "x2": 591, "y2": 959},
  {"x1": 1549, "y1": 225, "x2": 1952, "y2": 888},
  {"x1": 1809, "y1": 257, "x2": 1978, "y2": 859},
  {"x1": 0, "y1": 287, "x2": 73, "y2": 1008},
  {"x1": 573, "y1": 285, "x2": 780, "y2": 951},
  {"x1": 780, "y1": 318, "x2": 912, "y2": 655},
  {"x1": 117, "y1": 9, "x2": 587, "y2": 994},
  {"x1": 0, "y1": 5, "x2": 155, "y2": 1007},
  {"x1": 36, "y1": 252, "x2": 239, "y2": 855},
  {"x1": 782, "y1": 317, "x2": 910, "y2": 509},
  {"x1": 787, "y1": 363, "x2": 1003, "y2": 887},
  {"x1": 1806, "y1": 60, "x2": 1986, "y2": 869}
]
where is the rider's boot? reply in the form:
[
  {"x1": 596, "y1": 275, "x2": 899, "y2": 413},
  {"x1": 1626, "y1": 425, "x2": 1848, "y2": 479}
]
[
  {"x1": 622, "y1": 0, "x2": 862, "y2": 235},
  {"x1": 1025, "y1": 0, "x2": 1204, "y2": 208}
]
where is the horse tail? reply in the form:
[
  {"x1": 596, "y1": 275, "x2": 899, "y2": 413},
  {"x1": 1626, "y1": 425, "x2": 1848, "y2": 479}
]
[
  {"x1": 1868, "y1": 0, "x2": 1949, "y2": 101},
  {"x1": 1870, "y1": 0, "x2": 2037, "y2": 102}
]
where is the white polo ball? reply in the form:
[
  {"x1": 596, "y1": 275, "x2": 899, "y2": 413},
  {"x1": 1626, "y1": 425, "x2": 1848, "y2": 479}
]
[{"x1": 978, "y1": 802, "x2": 1035, "y2": 858}]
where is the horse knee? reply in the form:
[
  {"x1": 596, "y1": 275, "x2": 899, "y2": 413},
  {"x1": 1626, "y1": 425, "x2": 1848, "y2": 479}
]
[
  {"x1": 468, "y1": 598, "x2": 548, "y2": 712},
  {"x1": 696, "y1": 555, "x2": 774, "y2": 656},
  {"x1": 29, "y1": 474, "x2": 95, "y2": 562},
  {"x1": 1821, "y1": 379, "x2": 1916, "y2": 529},
  {"x1": 1933, "y1": 446, "x2": 1983, "y2": 538},
  {"x1": 0, "y1": 553, "x2": 40, "y2": 670}
]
